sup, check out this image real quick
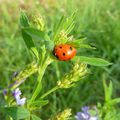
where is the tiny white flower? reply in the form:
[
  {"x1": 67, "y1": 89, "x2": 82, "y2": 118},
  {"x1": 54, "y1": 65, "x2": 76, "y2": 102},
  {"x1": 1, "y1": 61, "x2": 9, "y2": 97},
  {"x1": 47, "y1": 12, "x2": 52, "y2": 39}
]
[
  {"x1": 16, "y1": 97, "x2": 26, "y2": 106},
  {"x1": 13, "y1": 88, "x2": 21, "y2": 99},
  {"x1": 12, "y1": 88, "x2": 26, "y2": 106}
]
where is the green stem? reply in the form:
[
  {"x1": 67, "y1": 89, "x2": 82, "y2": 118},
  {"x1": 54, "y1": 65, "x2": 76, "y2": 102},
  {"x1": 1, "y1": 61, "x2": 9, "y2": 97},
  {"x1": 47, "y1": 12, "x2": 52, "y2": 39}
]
[
  {"x1": 40, "y1": 86, "x2": 59, "y2": 99},
  {"x1": 30, "y1": 73, "x2": 43, "y2": 102},
  {"x1": 30, "y1": 57, "x2": 52, "y2": 103}
]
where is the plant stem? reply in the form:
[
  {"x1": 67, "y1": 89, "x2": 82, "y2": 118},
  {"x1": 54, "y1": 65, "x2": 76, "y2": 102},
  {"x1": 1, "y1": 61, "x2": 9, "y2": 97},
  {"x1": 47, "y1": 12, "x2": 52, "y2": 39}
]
[
  {"x1": 30, "y1": 71, "x2": 44, "y2": 102},
  {"x1": 40, "y1": 86, "x2": 59, "y2": 99},
  {"x1": 30, "y1": 57, "x2": 53, "y2": 103}
]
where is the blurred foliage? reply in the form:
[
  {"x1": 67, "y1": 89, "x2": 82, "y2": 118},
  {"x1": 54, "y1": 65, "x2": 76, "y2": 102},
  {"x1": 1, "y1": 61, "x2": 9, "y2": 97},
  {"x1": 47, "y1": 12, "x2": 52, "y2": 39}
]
[{"x1": 0, "y1": 0, "x2": 120, "y2": 119}]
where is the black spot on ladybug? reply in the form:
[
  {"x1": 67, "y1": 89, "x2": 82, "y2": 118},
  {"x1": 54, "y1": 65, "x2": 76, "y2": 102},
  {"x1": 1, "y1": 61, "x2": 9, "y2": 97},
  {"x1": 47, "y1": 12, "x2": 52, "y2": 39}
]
[
  {"x1": 63, "y1": 53, "x2": 65, "y2": 56},
  {"x1": 59, "y1": 46, "x2": 62, "y2": 49},
  {"x1": 70, "y1": 47, "x2": 72, "y2": 51}
]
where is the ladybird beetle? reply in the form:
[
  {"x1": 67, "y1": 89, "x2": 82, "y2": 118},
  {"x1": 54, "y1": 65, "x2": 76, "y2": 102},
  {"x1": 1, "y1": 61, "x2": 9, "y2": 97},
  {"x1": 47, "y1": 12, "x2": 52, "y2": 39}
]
[{"x1": 53, "y1": 44, "x2": 76, "y2": 61}]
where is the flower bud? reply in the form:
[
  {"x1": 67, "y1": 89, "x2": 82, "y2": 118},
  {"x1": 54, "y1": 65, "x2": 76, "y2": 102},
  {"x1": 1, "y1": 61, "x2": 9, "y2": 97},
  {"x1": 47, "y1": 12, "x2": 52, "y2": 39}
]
[
  {"x1": 33, "y1": 14, "x2": 45, "y2": 31},
  {"x1": 57, "y1": 62, "x2": 87, "y2": 88}
]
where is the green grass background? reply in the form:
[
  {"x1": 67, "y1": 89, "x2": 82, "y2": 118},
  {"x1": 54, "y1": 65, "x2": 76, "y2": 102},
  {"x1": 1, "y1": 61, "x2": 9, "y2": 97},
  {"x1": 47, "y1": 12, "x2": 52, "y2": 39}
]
[{"x1": 0, "y1": 0, "x2": 120, "y2": 119}]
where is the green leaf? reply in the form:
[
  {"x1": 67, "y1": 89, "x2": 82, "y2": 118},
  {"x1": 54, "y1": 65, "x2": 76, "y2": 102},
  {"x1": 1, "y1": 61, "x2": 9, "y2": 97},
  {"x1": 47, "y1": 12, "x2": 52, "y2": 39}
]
[
  {"x1": 107, "y1": 98, "x2": 120, "y2": 105},
  {"x1": 67, "y1": 38, "x2": 85, "y2": 45},
  {"x1": 67, "y1": 38, "x2": 95, "y2": 49},
  {"x1": 0, "y1": 107, "x2": 30, "y2": 120},
  {"x1": 31, "y1": 114, "x2": 41, "y2": 120},
  {"x1": 29, "y1": 99, "x2": 49, "y2": 106},
  {"x1": 24, "y1": 28, "x2": 54, "y2": 51},
  {"x1": 107, "y1": 81, "x2": 113, "y2": 101},
  {"x1": 24, "y1": 27, "x2": 45, "y2": 41},
  {"x1": 22, "y1": 29, "x2": 39, "y2": 59},
  {"x1": 103, "y1": 78, "x2": 113, "y2": 102},
  {"x1": 20, "y1": 11, "x2": 39, "y2": 59},
  {"x1": 44, "y1": 35, "x2": 54, "y2": 51},
  {"x1": 53, "y1": 12, "x2": 76, "y2": 42},
  {"x1": 20, "y1": 11, "x2": 29, "y2": 27},
  {"x1": 63, "y1": 12, "x2": 76, "y2": 34},
  {"x1": 54, "y1": 16, "x2": 65, "y2": 39},
  {"x1": 77, "y1": 44, "x2": 95, "y2": 49},
  {"x1": 45, "y1": 40, "x2": 54, "y2": 51},
  {"x1": 78, "y1": 56, "x2": 112, "y2": 66}
]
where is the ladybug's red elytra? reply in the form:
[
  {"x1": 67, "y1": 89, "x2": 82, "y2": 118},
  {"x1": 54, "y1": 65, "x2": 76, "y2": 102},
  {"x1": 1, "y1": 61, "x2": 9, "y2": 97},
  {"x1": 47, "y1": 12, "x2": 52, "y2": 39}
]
[{"x1": 53, "y1": 44, "x2": 76, "y2": 61}]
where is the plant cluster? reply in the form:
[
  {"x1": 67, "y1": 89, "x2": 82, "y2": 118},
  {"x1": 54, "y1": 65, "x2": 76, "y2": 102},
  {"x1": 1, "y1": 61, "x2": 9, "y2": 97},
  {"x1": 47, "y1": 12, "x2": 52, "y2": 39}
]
[{"x1": 0, "y1": 11, "x2": 118, "y2": 120}]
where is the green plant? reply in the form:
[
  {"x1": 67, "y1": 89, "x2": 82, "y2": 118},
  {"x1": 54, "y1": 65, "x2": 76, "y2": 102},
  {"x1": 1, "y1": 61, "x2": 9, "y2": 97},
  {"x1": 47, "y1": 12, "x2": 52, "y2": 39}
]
[{"x1": 0, "y1": 10, "x2": 111, "y2": 120}]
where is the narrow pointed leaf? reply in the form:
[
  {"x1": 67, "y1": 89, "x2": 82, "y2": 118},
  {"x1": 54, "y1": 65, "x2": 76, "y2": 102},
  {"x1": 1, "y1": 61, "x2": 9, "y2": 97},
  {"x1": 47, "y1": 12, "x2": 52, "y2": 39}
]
[
  {"x1": 54, "y1": 12, "x2": 76, "y2": 42},
  {"x1": 54, "y1": 16, "x2": 65, "y2": 38},
  {"x1": 103, "y1": 78, "x2": 109, "y2": 102},
  {"x1": 67, "y1": 38, "x2": 95, "y2": 49},
  {"x1": 107, "y1": 81, "x2": 113, "y2": 101},
  {"x1": 79, "y1": 56, "x2": 112, "y2": 66},
  {"x1": 29, "y1": 99, "x2": 49, "y2": 106},
  {"x1": 63, "y1": 12, "x2": 76, "y2": 33},
  {"x1": 103, "y1": 78, "x2": 113, "y2": 102}
]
